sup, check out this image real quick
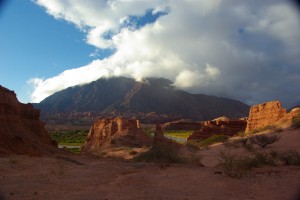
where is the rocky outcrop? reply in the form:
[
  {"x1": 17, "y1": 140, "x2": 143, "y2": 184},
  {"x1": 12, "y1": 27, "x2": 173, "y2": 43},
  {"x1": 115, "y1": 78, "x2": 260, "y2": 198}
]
[
  {"x1": 0, "y1": 85, "x2": 58, "y2": 156},
  {"x1": 246, "y1": 101, "x2": 300, "y2": 132},
  {"x1": 152, "y1": 124, "x2": 181, "y2": 148},
  {"x1": 187, "y1": 117, "x2": 247, "y2": 140},
  {"x1": 81, "y1": 118, "x2": 151, "y2": 153},
  {"x1": 163, "y1": 120, "x2": 202, "y2": 131}
]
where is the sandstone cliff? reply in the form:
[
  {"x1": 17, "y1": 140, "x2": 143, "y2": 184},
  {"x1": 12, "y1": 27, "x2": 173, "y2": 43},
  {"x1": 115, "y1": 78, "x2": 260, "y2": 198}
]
[
  {"x1": 187, "y1": 117, "x2": 247, "y2": 140},
  {"x1": 246, "y1": 101, "x2": 300, "y2": 132},
  {"x1": 81, "y1": 118, "x2": 151, "y2": 154},
  {"x1": 0, "y1": 85, "x2": 58, "y2": 156}
]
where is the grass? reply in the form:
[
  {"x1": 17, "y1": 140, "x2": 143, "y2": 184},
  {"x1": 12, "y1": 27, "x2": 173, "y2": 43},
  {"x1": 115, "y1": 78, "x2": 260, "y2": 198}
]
[
  {"x1": 246, "y1": 125, "x2": 283, "y2": 135},
  {"x1": 62, "y1": 147, "x2": 81, "y2": 154},
  {"x1": 50, "y1": 130, "x2": 89, "y2": 145},
  {"x1": 164, "y1": 130, "x2": 194, "y2": 139},
  {"x1": 220, "y1": 150, "x2": 300, "y2": 178},
  {"x1": 187, "y1": 134, "x2": 229, "y2": 150}
]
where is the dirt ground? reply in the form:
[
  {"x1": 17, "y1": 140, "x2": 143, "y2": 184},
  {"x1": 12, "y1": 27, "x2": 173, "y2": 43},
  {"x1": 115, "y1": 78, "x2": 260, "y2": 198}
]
[{"x1": 0, "y1": 129, "x2": 300, "y2": 200}]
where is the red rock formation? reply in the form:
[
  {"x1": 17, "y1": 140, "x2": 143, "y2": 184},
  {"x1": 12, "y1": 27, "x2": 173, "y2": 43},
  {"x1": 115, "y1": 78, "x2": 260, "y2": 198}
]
[
  {"x1": 246, "y1": 101, "x2": 300, "y2": 132},
  {"x1": 0, "y1": 85, "x2": 58, "y2": 156},
  {"x1": 187, "y1": 118, "x2": 247, "y2": 140},
  {"x1": 81, "y1": 117, "x2": 151, "y2": 153}
]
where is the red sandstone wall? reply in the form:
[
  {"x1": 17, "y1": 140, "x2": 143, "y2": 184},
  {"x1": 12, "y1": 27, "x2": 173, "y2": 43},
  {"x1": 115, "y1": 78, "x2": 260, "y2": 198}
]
[
  {"x1": 0, "y1": 85, "x2": 58, "y2": 156},
  {"x1": 187, "y1": 118, "x2": 247, "y2": 141},
  {"x1": 246, "y1": 101, "x2": 300, "y2": 132},
  {"x1": 81, "y1": 117, "x2": 150, "y2": 153}
]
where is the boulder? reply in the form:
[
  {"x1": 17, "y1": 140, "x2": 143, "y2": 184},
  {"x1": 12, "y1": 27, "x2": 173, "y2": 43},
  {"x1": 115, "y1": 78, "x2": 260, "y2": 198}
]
[
  {"x1": 246, "y1": 101, "x2": 300, "y2": 132},
  {"x1": 0, "y1": 85, "x2": 58, "y2": 156},
  {"x1": 81, "y1": 117, "x2": 151, "y2": 154}
]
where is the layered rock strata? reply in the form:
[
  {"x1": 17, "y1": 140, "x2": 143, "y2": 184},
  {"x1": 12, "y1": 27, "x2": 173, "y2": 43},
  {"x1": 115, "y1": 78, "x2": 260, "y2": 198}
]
[
  {"x1": 0, "y1": 85, "x2": 58, "y2": 155},
  {"x1": 246, "y1": 101, "x2": 300, "y2": 132},
  {"x1": 187, "y1": 118, "x2": 247, "y2": 140}
]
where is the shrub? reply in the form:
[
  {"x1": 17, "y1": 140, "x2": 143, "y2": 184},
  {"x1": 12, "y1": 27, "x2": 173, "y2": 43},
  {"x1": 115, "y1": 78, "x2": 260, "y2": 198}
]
[
  {"x1": 220, "y1": 152, "x2": 251, "y2": 178},
  {"x1": 220, "y1": 152, "x2": 278, "y2": 178},
  {"x1": 249, "y1": 134, "x2": 280, "y2": 149},
  {"x1": 280, "y1": 150, "x2": 300, "y2": 166},
  {"x1": 134, "y1": 144, "x2": 184, "y2": 163},
  {"x1": 220, "y1": 150, "x2": 300, "y2": 178},
  {"x1": 223, "y1": 140, "x2": 240, "y2": 148},
  {"x1": 292, "y1": 113, "x2": 300, "y2": 128},
  {"x1": 248, "y1": 152, "x2": 277, "y2": 168},
  {"x1": 243, "y1": 143, "x2": 254, "y2": 152},
  {"x1": 200, "y1": 135, "x2": 229, "y2": 147}
]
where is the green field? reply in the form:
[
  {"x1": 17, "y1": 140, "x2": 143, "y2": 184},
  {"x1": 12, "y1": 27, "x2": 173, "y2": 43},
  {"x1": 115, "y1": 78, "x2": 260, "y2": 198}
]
[
  {"x1": 164, "y1": 130, "x2": 193, "y2": 138},
  {"x1": 164, "y1": 130, "x2": 193, "y2": 142},
  {"x1": 50, "y1": 130, "x2": 89, "y2": 146}
]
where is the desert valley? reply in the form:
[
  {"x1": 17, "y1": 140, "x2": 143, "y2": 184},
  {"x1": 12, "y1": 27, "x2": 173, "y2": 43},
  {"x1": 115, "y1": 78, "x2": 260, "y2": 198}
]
[
  {"x1": 0, "y1": 80, "x2": 300, "y2": 200},
  {"x1": 1, "y1": 1, "x2": 300, "y2": 199}
]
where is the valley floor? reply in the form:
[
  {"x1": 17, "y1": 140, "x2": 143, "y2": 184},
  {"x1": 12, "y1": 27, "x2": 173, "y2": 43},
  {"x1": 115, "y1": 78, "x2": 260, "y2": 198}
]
[
  {"x1": 1, "y1": 128, "x2": 300, "y2": 200},
  {"x1": 0, "y1": 154, "x2": 299, "y2": 200}
]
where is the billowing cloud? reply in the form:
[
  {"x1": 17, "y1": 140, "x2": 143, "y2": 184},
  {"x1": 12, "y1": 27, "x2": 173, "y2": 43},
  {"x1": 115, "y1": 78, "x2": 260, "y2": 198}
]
[{"x1": 30, "y1": 0, "x2": 300, "y2": 108}]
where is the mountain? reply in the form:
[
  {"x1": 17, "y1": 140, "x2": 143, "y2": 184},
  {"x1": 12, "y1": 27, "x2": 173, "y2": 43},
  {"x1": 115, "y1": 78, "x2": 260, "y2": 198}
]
[{"x1": 34, "y1": 77, "x2": 250, "y2": 121}]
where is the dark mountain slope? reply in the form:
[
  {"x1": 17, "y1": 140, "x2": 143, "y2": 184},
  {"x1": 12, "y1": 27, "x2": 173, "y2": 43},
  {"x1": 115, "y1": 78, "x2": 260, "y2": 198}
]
[{"x1": 35, "y1": 77, "x2": 250, "y2": 121}]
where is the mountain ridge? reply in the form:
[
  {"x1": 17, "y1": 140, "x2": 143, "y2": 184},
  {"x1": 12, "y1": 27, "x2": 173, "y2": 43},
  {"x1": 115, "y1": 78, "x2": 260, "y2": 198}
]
[{"x1": 34, "y1": 77, "x2": 250, "y2": 121}]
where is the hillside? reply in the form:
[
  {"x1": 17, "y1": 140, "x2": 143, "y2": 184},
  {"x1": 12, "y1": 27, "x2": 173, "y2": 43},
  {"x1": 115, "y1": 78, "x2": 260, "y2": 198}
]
[{"x1": 35, "y1": 77, "x2": 250, "y2": 121}]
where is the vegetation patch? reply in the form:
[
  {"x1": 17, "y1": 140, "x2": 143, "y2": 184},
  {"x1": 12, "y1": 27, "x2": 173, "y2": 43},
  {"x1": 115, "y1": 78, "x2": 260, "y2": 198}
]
[
  {"x1": 247, "y1": 125, "x2": 283, "y2": 135},
  {"x1": 164, "y1": 130, "x2": 194, "y2": 139},
  {"x1": 279, "y1": 150, "x2": 300, "y2": 166},
  {"x1": 62, "y1": 147, "x2": 81, "y2": 154},
  {"x1": 134, "y1": 145, "x2": 185, "y2": 163},
  {"x1": 220, "y1": 152, "x2": 251, "y2": 178},
  {"x1": 200, "y1": 135, "x2": 229, "y2": 147},
  {"x1": 187, "y1": 135, "x2": 229, "y2": 149},
  {"x1": 50, "y1": 130, "x2": 89, "y2": 145},
  {"x1": 142, "y1": 126, "x2": 155, "y2": 137},
  {"x1": 249, "y1": 134, "x2": 280, "y2": 149},
  {"x1": 220, "y1": 150, "x2": 300, "y2": 178}
]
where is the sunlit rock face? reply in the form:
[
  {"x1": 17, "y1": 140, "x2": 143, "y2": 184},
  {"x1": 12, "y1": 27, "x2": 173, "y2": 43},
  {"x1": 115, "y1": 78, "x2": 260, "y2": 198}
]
[
  {"x1": 246, "y1": 101, "x2": 300, "y2": 132},
  {"x1": 81, "y1": 117, "x2": 151, "y2": 154}
]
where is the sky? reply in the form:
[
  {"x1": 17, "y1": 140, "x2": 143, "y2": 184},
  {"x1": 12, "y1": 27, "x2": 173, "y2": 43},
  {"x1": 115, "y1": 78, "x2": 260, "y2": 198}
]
[{"x1": 0, "y1": 0, "x2": 300, "y2": 108}]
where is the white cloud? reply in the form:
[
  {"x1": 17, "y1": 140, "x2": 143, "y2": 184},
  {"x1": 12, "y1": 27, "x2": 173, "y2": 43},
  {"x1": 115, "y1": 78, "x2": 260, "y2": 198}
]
[{"x1": 30, "y1": 0, "x2": 300, "y2": 107}]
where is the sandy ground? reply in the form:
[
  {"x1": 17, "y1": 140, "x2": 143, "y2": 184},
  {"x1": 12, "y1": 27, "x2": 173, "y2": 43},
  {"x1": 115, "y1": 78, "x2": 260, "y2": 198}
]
[{"x1": 0, "y1": 129, "x2": 300, "y2": 200}]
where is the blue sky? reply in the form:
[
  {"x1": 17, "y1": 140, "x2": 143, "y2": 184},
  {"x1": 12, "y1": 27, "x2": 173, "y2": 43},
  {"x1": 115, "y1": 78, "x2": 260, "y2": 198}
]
[
  {"x1": 0, "y1": 0, "x2": 300, "y2": 108},
  {"x1": 0, "y1": 0, "x2": 111, "y2": 102}
]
